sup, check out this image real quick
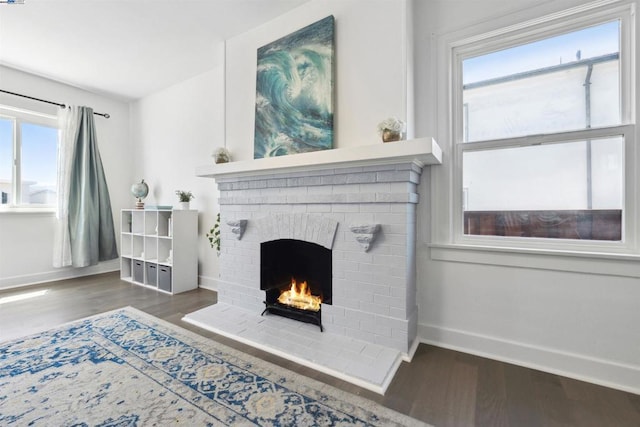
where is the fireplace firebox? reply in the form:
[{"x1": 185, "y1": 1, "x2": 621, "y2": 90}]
[{"x1": 260, "y1": 239, "x2": 332, "y2": 331}]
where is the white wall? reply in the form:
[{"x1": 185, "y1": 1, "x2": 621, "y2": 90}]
[
  {"x1": 225, "y1": 0, "x2": 411, "y2": 160},
  {"x1": 130, "y1": 62, "x2": 225, "y2": 288},
  {"x1": 0, "y1": 66, "x2": 131, "y2": 289},
  {"x1": 415, "y1": 0, "x2": 640, "y2": 393}
]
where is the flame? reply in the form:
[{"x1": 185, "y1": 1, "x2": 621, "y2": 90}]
[{"x1": 277, "y1": 278, "x2": 322, "y2": 312}]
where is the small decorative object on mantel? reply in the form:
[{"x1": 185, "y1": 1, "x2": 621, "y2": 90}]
[
  {"x1": 213, "y1": 147, "x2": 231, "y2": 164},
  {"x1": 349, "y1": 224, "x2": 381, "y2": 252},
  {"x1": 130, "y1": 179, "x2": 149, "y2": 209},
  {"x1": 227, "y1": 219, "x2": 248, "y2": 240},
  {"x1": 175, "y1": 190, "x2": 194, "y2": 210},
  {"x1": 377, "y1": 117, "x2": 405, "y2": 143}
]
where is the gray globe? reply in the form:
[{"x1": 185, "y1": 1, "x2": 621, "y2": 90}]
[{"x1": 131, "y1": 179, "x2": 149, "y2": 201}]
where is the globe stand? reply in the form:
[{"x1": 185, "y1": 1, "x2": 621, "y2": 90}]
[{"x1": 131, "y1": 179, "x2": 149, "y2": 210}]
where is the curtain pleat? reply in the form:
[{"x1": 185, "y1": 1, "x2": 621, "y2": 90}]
[
  {"x1": 55, "y1": 106, "x2": 118, "y2": 268},
  {"x1": 53, "y1": 107, "x2": 75, "y2": 267}
]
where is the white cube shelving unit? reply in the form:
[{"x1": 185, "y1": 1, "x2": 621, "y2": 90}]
[{"x1": 120, "y1": 209, "x2": 197, "y2": 294}]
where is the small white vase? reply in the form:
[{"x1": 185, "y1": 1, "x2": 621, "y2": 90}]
[{"x1": 179, "y1": 201, "x2": 190, "y2": 210}]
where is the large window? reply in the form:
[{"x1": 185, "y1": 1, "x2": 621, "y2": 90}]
[
  {"x1": 453, "y1": 5, "x2": 635, "y2": 251},
  {"x1": 0, "y1": 106, "x2": 59, "y2": 209}
]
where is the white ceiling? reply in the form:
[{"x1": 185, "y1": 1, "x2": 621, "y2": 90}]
[{"x1": 0, "y1": 0, "x2": 310, "y2": 101}]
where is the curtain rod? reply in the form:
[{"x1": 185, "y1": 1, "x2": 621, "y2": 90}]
[{"x1": 0, "y1": 89, "x2": 110, "y2": 118}]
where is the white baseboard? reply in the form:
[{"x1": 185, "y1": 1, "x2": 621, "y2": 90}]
[
  {"x1": 418, "y1": 323, "x2": 640, "y2": 395},
  {"x1": 403, "y1": 337, "x2": 421, "y2": 362},
  {"x1": 198, "y1": 275, "x2": 220, "y2": 292},
  {"x1": 0, "y1": 259, "x2": 120, "y2": 291}
]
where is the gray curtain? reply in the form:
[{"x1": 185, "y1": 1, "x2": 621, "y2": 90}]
[{"x1": 67, "y1": 106, "x2": 118, "y2": 267}]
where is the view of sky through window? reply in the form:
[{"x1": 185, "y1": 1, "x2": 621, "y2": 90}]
[
  {"x1": 20, "y1": 123, "x2": 58, "y2": 187},
  {"x1": 463, "y1": 20, "x2": 620, "y2": 85},
  {"x1": 0, "y1": 117, "x2": 58, "y2": 205}
]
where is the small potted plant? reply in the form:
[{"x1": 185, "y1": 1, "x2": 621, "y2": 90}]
[
  {"x1": 377, "y1": 117, "x2": 406, "y2": 142},
  {"x1": 175, "y1": 190, "x2": 194, "y2": 210}
]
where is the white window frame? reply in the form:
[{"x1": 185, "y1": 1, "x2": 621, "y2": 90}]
[
  {"x1": 449, "y1": 1, "x2": 637, "y2": 256},
  {"x1": 0, "y1": 105, "x2": 59, "y2": 212}
]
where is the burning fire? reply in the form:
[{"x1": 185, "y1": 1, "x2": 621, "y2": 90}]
[{"x1": 278, "y1": 278, "x2": 322, "y2": 312}]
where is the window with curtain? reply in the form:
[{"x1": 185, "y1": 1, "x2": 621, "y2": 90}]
[
  {"x1": 0, "y1": 106, "x2": 59, "y2": 209},
  {"x1": 451, "y1": 3, "x2": 636, "y2": 253}
]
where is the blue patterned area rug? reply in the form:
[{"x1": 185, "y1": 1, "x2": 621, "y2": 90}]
[{"x1": 0, "y1": 307, "x2": 428, "y2": 426}]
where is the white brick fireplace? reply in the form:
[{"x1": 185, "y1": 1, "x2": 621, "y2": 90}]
[{"x1": 187, "y1": 138, "x2": 441, "y2": 391}]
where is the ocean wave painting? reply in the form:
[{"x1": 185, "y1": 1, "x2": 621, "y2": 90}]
[{"x1": 254, "y1": 16, "x2": 334, "y2": 159}]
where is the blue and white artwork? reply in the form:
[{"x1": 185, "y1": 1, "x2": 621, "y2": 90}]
[{"x1": 254, "y1": 16, "x2": 334, "y2": 159}]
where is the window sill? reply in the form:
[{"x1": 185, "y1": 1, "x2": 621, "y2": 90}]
[
  {"x1": 0, "y1": 207, "x2": 56, "y2": 215},
  {"x1": 429, "y1": 243, "x2": 640, "y2": 278}
]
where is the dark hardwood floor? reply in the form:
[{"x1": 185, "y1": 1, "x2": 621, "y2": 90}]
[{"x1": 1, "y1": 272, "x2": 638, "y2": 427}]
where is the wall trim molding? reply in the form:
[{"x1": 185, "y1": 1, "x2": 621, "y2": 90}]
[
  {"x1": 198, "y1": 275, "x2": 220, "y2": 292},
  {"x1": 430, "y1": 244, "x2": 640, "y2": 278},
  {"x1": 0, "y1": 259, "x2": 120, "y2": 291},
  {"x1": 418, "y1": 322, "x2": 640, "y2": 395}
]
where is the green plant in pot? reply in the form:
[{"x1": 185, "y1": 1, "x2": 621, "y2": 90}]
[
  {"x1": 175, "y1": 190, "x2": 194, "y2": 210},
  {"x1": 207, "y1": 213, "x2": 221, "y2": 255}
]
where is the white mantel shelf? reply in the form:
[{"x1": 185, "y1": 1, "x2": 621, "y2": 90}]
[{"x1": 196, "y1": 137, "x2": 442, "y2": 180}]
